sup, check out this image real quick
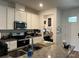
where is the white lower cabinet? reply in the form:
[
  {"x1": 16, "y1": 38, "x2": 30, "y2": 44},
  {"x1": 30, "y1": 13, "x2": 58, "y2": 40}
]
[
  {"x1": 33, "y1": 37, "x2": 43, "y2": 44},
  {"x1": 6, "y1": 40, "x2": 17, "y2": 51}
]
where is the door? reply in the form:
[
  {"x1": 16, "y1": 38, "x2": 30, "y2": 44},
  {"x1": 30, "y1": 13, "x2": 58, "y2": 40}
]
[
  {"x1": 44, "y1": 14, "x2": 56, "y2": 43},
  {"x1": 70, "y1": 21, "x2": 79, "y2": 51}
]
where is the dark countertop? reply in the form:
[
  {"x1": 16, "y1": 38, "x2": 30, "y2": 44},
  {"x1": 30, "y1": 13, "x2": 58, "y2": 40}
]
[
  {"x1": 1, "y1": 39, "x2": 17, "y2": 42},
  {"x1": 0, "y1": 35, "x2": 42, "y2": 42},
  {"x1": 0, "y1": 29, "x2": 27, "y2": 33}
]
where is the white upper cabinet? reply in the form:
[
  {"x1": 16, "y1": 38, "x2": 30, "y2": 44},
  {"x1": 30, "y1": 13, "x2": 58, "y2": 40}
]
[
  {"x1": 26, "y1": 12, "x2": 40, "y2": 29},
  {"x1": 16, "y1": 4, "x2": 25, "y2": 11},
  {"x1": 0, "y1": 5, "x2": 7, "y2": 29},
  {"x1": 31, "y1": 13, "x2": 40, "y2": 29},
  {"x1": 0, "y1": 3, "x2": 40, "y2": 30},
  {"x1": 15, "y1": 4, "x2": 26, "y2": 23},
  {"x1": 15, "y1": 10, "x2": 26, "y2": 22},
  {"x1": 26, "y1": 12, "x2": 32, "y2": 29},
  {"x1": 7, "y1": 7, "x2": 14, "y2": 29}
]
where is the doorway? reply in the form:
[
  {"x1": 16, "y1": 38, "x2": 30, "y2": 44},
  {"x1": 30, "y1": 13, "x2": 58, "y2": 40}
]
[{"x1": 43, "y1": 14, "x2": 56, "y2": 43}]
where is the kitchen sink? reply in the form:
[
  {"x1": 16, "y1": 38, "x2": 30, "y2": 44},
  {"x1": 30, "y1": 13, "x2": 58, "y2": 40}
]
[{"x1": 8, "y1": 50, "x2": 26, "y2": 58}]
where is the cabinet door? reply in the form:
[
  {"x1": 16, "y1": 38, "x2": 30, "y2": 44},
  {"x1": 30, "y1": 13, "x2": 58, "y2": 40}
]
[
  {"x1": 9, "y1": 41, "x2": 17, "y2": 51},
  {"x1": 0, "y1": 5, "x2": 6, "y2": 29},
  {"x1": 27, "y1": 12, "x2": 39, "y2": 29},
  {"x1": 33, "y1": 37, "x2": 43, "y2": 44},
  {"x1": 7, "y1": 7, "x2": 14, "y2": 29},
  {"x1": 20, "y1": 11, "x2": 26, "y2": 22},
  {"x1": 15, "y1": 10, "x2": 26, "y2": 22},
  {"x1": 26, "y1": 12, "x2": 32, "y2": 29},
  {"x1": 31, "y1": 14, "x2": 39, "y2": 29}
]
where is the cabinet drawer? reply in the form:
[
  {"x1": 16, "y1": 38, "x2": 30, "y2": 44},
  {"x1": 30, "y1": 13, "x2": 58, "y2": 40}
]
[
  {"x1": 6, "y1": 40, "x2": 17, "y2": 51},
  {"x1": 33, "y1": 37, "x2": 43, "y2": 44},
  {"x1": 9, "y1": 41, "x2": 17, "y2": 51}
]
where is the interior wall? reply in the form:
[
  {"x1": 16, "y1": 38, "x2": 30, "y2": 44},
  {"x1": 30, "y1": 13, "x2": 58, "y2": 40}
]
[
  {"x1": 56, "y1": 9, "x2": 62, "y2": 46},
  {"x1": 61, "y1": 8, "x2": 79, "y2": 45}
]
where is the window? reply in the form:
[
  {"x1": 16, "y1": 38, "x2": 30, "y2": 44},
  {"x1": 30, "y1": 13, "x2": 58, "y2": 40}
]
[{"x1": 68, "y1": 16, "x2": 77, "y2": 23}]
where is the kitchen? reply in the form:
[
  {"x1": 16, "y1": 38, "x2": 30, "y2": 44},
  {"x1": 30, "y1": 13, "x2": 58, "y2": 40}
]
[{"x1": 0, "y1": 0, "x2": 76, "y2": 58}]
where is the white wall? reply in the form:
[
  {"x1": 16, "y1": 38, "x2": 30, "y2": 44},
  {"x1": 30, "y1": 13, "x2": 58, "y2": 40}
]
[
  {"x1": 61, "y1": 10, "x2": 71, "y2": 44},
  {"x1": 61, "y1": 8, "x2": 79, "y2": 48},
  {"x1": 56, "y1": 9, "x2": 62, "y2": 46}
]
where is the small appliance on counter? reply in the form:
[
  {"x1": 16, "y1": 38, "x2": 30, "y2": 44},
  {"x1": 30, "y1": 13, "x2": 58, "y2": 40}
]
[
  {"x1": 14, "y1": 21, "x2": 27, "y2": 30},
  {"x1": 17, "y1": 39, "x2": 29, "y2": 47},
  {"x1": 0, "y1": 41, "x2": 8, "y2": 56}
]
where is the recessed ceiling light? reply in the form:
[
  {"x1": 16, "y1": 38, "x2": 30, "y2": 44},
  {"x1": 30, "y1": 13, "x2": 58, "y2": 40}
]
[{"x1": 39, "y1": 3, "x2": 43, "y2": 7}]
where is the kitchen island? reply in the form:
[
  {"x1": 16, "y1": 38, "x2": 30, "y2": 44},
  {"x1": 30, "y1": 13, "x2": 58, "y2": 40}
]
[{"x1": 0, "y1": 43, "x2": 74, "y2": 58}]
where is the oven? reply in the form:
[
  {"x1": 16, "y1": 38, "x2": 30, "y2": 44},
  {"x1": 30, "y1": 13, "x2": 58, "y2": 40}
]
[{"x1": 17, "y1": 39, "x2": 29, "y2": 47}]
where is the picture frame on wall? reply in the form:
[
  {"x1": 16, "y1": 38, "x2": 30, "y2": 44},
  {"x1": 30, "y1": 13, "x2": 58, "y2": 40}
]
[
  {"x1": 44, "y1": 21, "x2": 46, "y2": 24},
  {"x1": 48, "y1": 18, "x2": 51, "y2": 26}
]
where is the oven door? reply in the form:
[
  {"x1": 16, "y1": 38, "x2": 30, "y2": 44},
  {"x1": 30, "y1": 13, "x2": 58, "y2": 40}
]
[{"x1": 17, "y1": 39, "x2": 29, "y2": 47}]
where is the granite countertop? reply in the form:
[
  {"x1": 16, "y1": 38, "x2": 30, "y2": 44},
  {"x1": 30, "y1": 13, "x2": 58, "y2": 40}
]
[
  {"x1": 32, "y1": 44, "x2": 69, "y2": 58},
  {"x1": 21, "y1": 43, "x2": 75, "y2": 58},
  {"x1": 19, "y1": 45, "x2": 70, "y2": 58},
  {"x1": 0, "y1": 38, "x2": 17, "y2": 42},
  {"x1": 0, "y1": 34, "x2": 42, "y2": 42},
  {"x1": 1, "y1": 44, "x2": 71, "y2": 58}
]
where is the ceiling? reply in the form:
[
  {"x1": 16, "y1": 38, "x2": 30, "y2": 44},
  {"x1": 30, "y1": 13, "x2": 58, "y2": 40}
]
[{"x1": 12, "y1": 0, "x2": 79, "y2": 11}]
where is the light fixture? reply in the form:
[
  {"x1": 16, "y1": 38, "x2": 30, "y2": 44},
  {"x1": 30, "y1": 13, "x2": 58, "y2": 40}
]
[
  {"x1": 19, "y1": 9, "x2": 25, "y2": 11},
  {"x1": 39, "y1": 3, "x2": 43, "y2": 7}
]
